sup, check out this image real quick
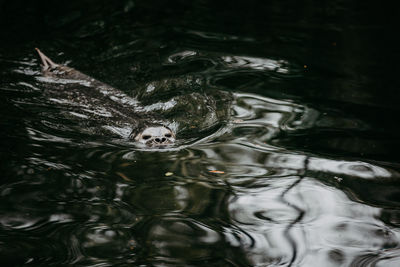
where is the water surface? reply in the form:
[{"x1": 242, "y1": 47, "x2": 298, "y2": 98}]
[{"x1": 1, "y1": 0, "x2": 400, "y2": 266}]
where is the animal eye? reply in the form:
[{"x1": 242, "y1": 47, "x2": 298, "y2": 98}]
[
  {"x1": 142, "y1": 135, "x2": 151, "y2": 140},
  {"x1": 165, "y1": 133, "x2": 172, "y2": 138}
]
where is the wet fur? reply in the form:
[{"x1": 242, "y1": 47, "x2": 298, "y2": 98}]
[{"x1": 35, "y1": 49, "x2": 170, "y2": 140}]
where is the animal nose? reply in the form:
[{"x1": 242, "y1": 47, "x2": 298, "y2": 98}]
[{"x1": 155, "y1": 137, "x2": 167, "y2": 143}]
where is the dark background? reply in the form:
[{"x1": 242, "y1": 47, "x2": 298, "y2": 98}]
[{"x1": 1, "y1": 0, "x2": 399, "y2": 105}]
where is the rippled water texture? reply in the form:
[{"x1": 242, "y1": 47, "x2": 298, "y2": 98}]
[{"x1": 1, "y1": 0, "x2": 400, "y2": 266}]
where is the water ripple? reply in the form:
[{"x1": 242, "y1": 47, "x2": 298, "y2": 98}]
[{"x1": 1, "y1": 5, "x2": 399, "y2": 265}]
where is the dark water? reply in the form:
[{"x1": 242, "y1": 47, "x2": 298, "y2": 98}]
[{"x1": 1, "y1": 0, "x2": 400, "y2": 266}]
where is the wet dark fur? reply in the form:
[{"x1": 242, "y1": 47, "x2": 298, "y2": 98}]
[{"x1": 36, "y1": 51, "x2": 168, "y2": 139}]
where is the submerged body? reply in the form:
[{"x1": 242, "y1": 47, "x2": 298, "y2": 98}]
[{"x1": 35, "y1": 48, "x2": 175, "y2": 147}]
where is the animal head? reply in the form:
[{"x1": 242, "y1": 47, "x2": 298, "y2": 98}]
[{"x1": 130, "y1": 125, "x2": 175, "y2": 147}]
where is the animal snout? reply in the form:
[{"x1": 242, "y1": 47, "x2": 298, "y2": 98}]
[{"x1": 155, "y1": 137, "x2": 167, "y2": 143}]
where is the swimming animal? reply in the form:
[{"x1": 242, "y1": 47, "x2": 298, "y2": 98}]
[{"x1": 35, "y1": 48, "x2": 175, "y2": 147}]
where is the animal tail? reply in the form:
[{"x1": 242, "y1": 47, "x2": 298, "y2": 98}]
[{"x1": 35, "y1": 48, "x2": 58, "y2": 70}]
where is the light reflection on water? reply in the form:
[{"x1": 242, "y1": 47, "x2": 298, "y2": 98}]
[
  {"x1": 1, "y1": 4, "x2": 400, "y2": 266},
  {"x1": 2, "y1": 52, "x2": 400, "y2": 266}
]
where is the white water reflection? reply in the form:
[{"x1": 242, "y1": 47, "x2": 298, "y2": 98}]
[
  {"x1": 228, "y1": 177, "x2": 395, "y2": 266},
  {"x1": 191, "y1": 143, "x2": 398, "y2": 180},
  {"x1": 264, "y1": 153, "x2": 396, "y2": 179},
  {"x1": 167, "y1": 50, "x2": 198, "y2": 64},
  {"x1": 222, "y1": 55, "x2": 289, "y2": 73},
  {"x1": 164, "y1": 48, "x2": 290, "y2": 74}
]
